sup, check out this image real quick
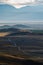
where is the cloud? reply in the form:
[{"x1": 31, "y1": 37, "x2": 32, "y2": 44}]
[{"x1": 0, "y1": 0, "x2": 43, "y2": 8}]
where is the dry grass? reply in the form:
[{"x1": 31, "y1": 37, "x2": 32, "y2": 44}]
[{"x1": 0, "y1": 32, "x2": 10, "y2": 37}]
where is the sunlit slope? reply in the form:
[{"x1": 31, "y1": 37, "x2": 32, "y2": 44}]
[{"x1": 0, "y1": 32, "x2": 10, "y2": 37}]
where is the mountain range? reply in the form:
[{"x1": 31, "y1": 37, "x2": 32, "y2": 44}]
[
  {"x1": 0, "y1": 24, "x2": 30, "y2": 29},
  {"x1": 0, "y1": 24, "x2": 43, "y2": 30},
  {"x1": 0, "y1": 24, "x2": 43, "y2": 36}
]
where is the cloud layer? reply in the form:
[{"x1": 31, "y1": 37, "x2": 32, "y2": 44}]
[{"x1": 0, "y1": 0, "x2": 43, "y2": 8}]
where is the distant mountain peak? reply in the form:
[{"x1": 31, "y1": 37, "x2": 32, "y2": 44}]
[{"x1": 13, "y1": 24, "x2": 30, "y2": 29}]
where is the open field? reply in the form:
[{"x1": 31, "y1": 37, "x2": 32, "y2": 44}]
[
  {"x1": 0, "y1": 32, "x2": 11, "y2": 37},
  {"x1": 0, "y1": 55, "x2": 43, "y2": 65},
  {"x1": 0, "y1": 32, "x2": 43, "y2": 64},
  {"x1": 0, "y1": 35, "x2": 43, "y2": 58}
]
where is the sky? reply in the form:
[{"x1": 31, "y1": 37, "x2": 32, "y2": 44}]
[
  {"x1": 0, "y1": 0, "x2": 43, "y2": 24},
  {"x1": 1, "y1": 0, "x2": 37, "y2": 8}
]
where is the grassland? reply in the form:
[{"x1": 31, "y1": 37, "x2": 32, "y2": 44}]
[
  {"x1": 0, "y1": 32, "x2": 11, "y2": 37},
  {"x1": 0, "y1": 29, "x2": 43, "y2": 64}
]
